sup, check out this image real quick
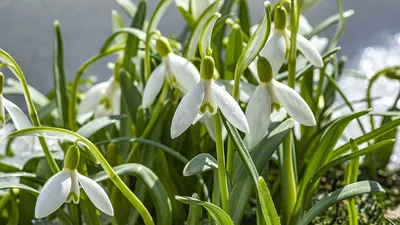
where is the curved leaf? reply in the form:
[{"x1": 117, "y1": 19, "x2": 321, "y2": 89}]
[
  {"x1": 0, "y1": 182, "x2": 38, "y2": 195},
  {"x1": 184, "y1": 1, "x2": 220, "y2": 60},
  {"x1": 298, "y1": 181, "x2": 385, "y2": 225},
  {"x1": 114, "y1": 0, "x2": 137, "y2": 18},
  {"x1": 183, "y1": 153, "x2": 218, "y2": 176},
  {"x1": 77, "y1": 116, "x2": 121, "y2": 138},
  {"x1": 100, "y1": 27, "x2": 146, "y2": 52},
  {"x1": 91, "y1": 163, "x2": 172, "y2": 225},
  {"x1": 257, "y1": 177, "x2": 280, "y2": 225},
  {"x1": 176, "y1": 195, "x2": 234, "y2": 225},
  {"x1": 199, "y1": 12, "x2": 221, "y2": 58}
]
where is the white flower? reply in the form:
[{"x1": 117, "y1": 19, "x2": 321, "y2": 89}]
[
  {"x1": 77, "y1": 77, "x2": 121, "y2": 124},
  {"x1": 142, "y1": 37, "x2": 200, "y2": 108},
  {"x1": 0, "y1": 95, "x2": 34, "y2": 145},
  {"x1": 260, "y1": 6, "x2": 323, "y2": 76},
  {"x1": 174, "y1": 0, "x2": 216, "y2": 20},
  {"x1": 35, "y1": 146, "x2": 113, "y2": 218},
  {"x1": 35, "y1": 169, "x2": 113, "y2": 218},
  {"x1": 245, "y1": 57, "x2": 315, "y2": 148},
  {"x1": 171, "y1": 56, "x2": 249, "y2": 139}
]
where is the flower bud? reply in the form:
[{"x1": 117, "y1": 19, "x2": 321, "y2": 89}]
[
  {"x1": 64, "y1": 145, "x2": 80, "y2": 170},
  {"x1": 257, "y1": 57, "x2": 273, "y2": 83},
  {"x1": 274, "y1": 6, "x2": 287, "y2": 31},
  {"x1": 201, "y1": 56, "x2": 215, "y2": 80},
  {"x1": 156, "y1": 36, "x2": 172, "y2": 57}
]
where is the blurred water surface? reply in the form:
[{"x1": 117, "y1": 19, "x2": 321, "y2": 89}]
[{"x1": 0, "y1": 0, "x2": 399, "y2": 169}]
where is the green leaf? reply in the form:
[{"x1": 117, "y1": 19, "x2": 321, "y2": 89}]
[
  {"x1": 5, "y1": 78, "x2": 50, "y2": 107},
  {"x1": 100, "y1": 27, "x2": 146, "y2": 52},
  {"x1": 0, "y1": 161, "x2": 21, "y2": 173},
  {"x1": 305, "y1": 10, "x2": 354, "y2": 39},
  {"x1": 91, "y1": 163, "x2": 172, "y2": 225},
  {"x1": 224, "y1": 24, "x2": 243, "y2": 80},
  {"x1": 184, "y1": 1, "x2": 220, "y2": 60},
  {"x1": 297, "y1": 181, "x2": 385, "y2": 225},
  {"x1": 114, "y1": 0, "x2": 137, "y2": 18},
  {"x1": 331, "y1": 117, "x2": 400, "y2": 159},
  {"x1": 257, "y1": 177, "x2": 280, "y2": 225},
  {"x1": 76, "y1": 116, "x2": 121, "y2": 138},
  {"x1": 237, "y1": 0, "x2": 251, "y2": 36},
  {"x1": 119, "y1": 70, "x2": 142, "y2": 121},
  {"x1": 183, "y1": 153, "x2": 218, "y2": 176},
  {"x1": 0, "y1": 182, "x2": 38, "y2": 195},
  {"x1": 234, "y1": 2, "x2": 271, "y2": 78},
  {"x1": 0, "y1": 172, "x2": 37, "y2": 180},
  {"x1": 199, "y1": 12, "x2": 221, "y2": 58},
  {"x1": 53, "y1": 21, "x2": 69, "y2": 128},
  {"x1": 186, "y1": 193, "x2": 203, "y2": 225},
  {"x1": 230, "y1": 119, "x2": 295, "y2": 224},
  {"x1": 221, "y1": 116, "x2": 259, "y2": 186},
  {"x1": 176, "y1": 196, "x2": 234, "y2": 225}
]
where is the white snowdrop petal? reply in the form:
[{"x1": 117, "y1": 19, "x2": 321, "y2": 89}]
[
  {"x1": 3, "y1": 96, "x2": 35, "y2": 145},
  {"x1": 77, "y1": 81, "x2": 109, "y2": 124},
  {"x1": 191, "y1": 0, "x2": 213, "y2": 20},
  {"x1": 298, "y1": 15, "x2": 313, "y2": 35},
  {"x1": 297, "y1": 34, "x2": 324, "y2": 68},
  {"x1": 35, "y1": 170, "x2": 71, "y2": 218},
  {"x1": 272, "y1": 80, "x2": 316, "y2": 126},
  {"x1": 260, "y1": 31, "x2": 286, "y2": 75},
  {"x1": 175, "y1": 0, "x2": 189, "y2": 11},
  {"x1": 245, "y1": 85, "x2": 271, "y2": 148},
  {"x1": 201, "y1": 115, "x2": 227, "y2": 142},
  {"x1": 142, "y1": 63, "x2": 166, "y2": 108},
  {"x1": 211, "y1": 82, "x2": 249, "y2": 133},
  {"x1": 166, "y1": 53, "x2": 200, "y2": 92},
  {"x1": 77, "y1": 173, "x2": 114, "y2": 216},
  {"x1": 171, "y1": 82, "x2": 204, "y2": 139},
  {"x1": 310, "y1": 36, "x2": 329, "y2": 54}
]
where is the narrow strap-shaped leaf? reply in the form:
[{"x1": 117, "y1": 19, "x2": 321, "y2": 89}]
[
  {"x1": 305, "y1": 9, "x2": 354, "y2": 39},
  {"x1": 114, "y1": 0, "x2": 137, "y2": 18},
  {"x1": 257, "y1": 177, "x2": 280, "y2": 225},
  {"x1": 52, "y1": 21, "x2": 69, "y2": 128},
  {"x1": 297, "y1": 181, "x2": 385, "y2": 225},
  {"x1": 186, "y1": 193, "x2": 203, "y2": 225},
  {"x1": 119, "y1": 70, "x2": 142, "y2": 121},
  {"x1": 184, "y1": 1, "x2": 220, "y2": 60},
  {"x1": 0, "y1": 182, "x2": 38, "y2": 195},
  {"x1": 176, "y1": 195, "x2": 234, "y2": 225},
  {"x1": 237, "y1": 0, "x2": 251, "y2": 36},
  {"x1": 199, "y1": 12, "x2": 221, "y2": 58},
  {"x1": 91, "y1": 163, "x2": 172, "y2": 225},
  {"x1": 221, "y1": 116, "x2": 259, "y2": 187},
  {"x1": 100, "y1": 27, "x2": 146, "y2": 52},
  {"x1": 224, "y1": 24, "x2": 243, "y2": 80}
]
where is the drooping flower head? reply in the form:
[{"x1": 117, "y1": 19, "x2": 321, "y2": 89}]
[
  {"x1": 245, "y1": 57, "x2": 316, "y2": 148},
  {"x1": 171, "y1": 56, "x2": 249, "y2": 138},
  {"x1": 35, "y1": 145, "x2": 113, "y2": 218},
  {"x1": 142, "y1": 36, "x2": 200, "y2": 108},
  {"x1": 77, "y1": 77, "x2": 121, "y2": 124}
]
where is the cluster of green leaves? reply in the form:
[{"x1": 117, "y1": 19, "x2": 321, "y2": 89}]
[{"x1": 0, "y1": 0, "x2": 399, "y2": 225}]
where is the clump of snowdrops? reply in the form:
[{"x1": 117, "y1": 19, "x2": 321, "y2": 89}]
[{"x1": 0, "y1": 0, "x2": 399, "y2": 224}]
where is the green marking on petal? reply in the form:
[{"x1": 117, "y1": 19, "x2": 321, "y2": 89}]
[
  {"x1": 66, "y1": 192, "x2": 79, "y2": 204},
  {"x1": 200, "y1": 102, "x2": 215, "y2": 114}
]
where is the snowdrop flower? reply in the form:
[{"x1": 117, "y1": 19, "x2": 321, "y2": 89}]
[
  {"x1": 0, "y1": 73, "x2": 34, "y2": 145},
  {"x1": 171, "y1": 56, "x2": 249, "y2": 138},
  {"x1": 142, "y1": 36, "x2": 200, "y2": 108},
  {"x1": 35, "y1": 145, "x2": 113, "y2": 218},
  {"x1": 260, "y1": 6, "x2": 323, "y2": 75},
  {"x1": 245, "y1": 57, "x2": 315, "y2": 148},
  {"x1": 77, "y1": 77, "x2": 121, "y2": 124}
]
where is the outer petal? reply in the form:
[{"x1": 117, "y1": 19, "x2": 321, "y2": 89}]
[
  {"x1": 171, "y1": 82, "x2": 204, "y2": 138},
  {"x1": 245, "y1": 85, "x2": 271, "y2": 148},
  {"x1": 3, "y1": 96, "x2": 34, "y2": 145},
  {"x1": 166, "y1": 53, "x2": 200, "y2": 92},
  {"x1": 260, "y1": 31, "x2": 286, "y2": 75},
  {"x1": 77, "y1": 81, "x2": 109, "y2": 124},
  {"x1": 272, "y1": 80, "x2": 316, "y2": 126},
  {"x1": 77, "y1": 173, "x2": 114, "y2": 216},
  {"x1": 35, "y1": 170, "x2": 71, "y2": 218},
  {"x1": 298, "y1": 15, "x2": 313, "y2": 35},
  {"x1": 212, "y1": 82, "x2": 249, "y2": 133},
  {"x1": 191, "y1": 0, "x2": 213, "y2": 20},
  {"x1": 142, "y1": 63, "x2": 166, "y2": 108},
  {"x1": 297, "y1": 34, "x2": 324, "y2": 68},
  {"x1": 310, "y1": 36, "x2": 329, "y2": 54}
]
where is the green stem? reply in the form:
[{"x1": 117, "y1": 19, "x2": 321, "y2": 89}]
[
  {"x1": 280, "y1": 132, "x2": 297, "y2": 225},
  {"x1": 68, "y1": 47, "x2": 123, "y2": 131},
  {"x1": 283, "y1": 0, "x2": 299, "y2": 224},
  {"x1": 213, "y1": 113, "x2": 230, "y2": 213},
  {"x1": 126, "y1": 81, "x2": 169, "y2": 163},
  {"x1": 226, "y1": 142, "x2": 234, "y2": 176}
]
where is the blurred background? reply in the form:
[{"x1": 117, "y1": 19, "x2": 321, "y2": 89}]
[{"x1": 0, "y1": 0, "x2": 399, "y2": 169}]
